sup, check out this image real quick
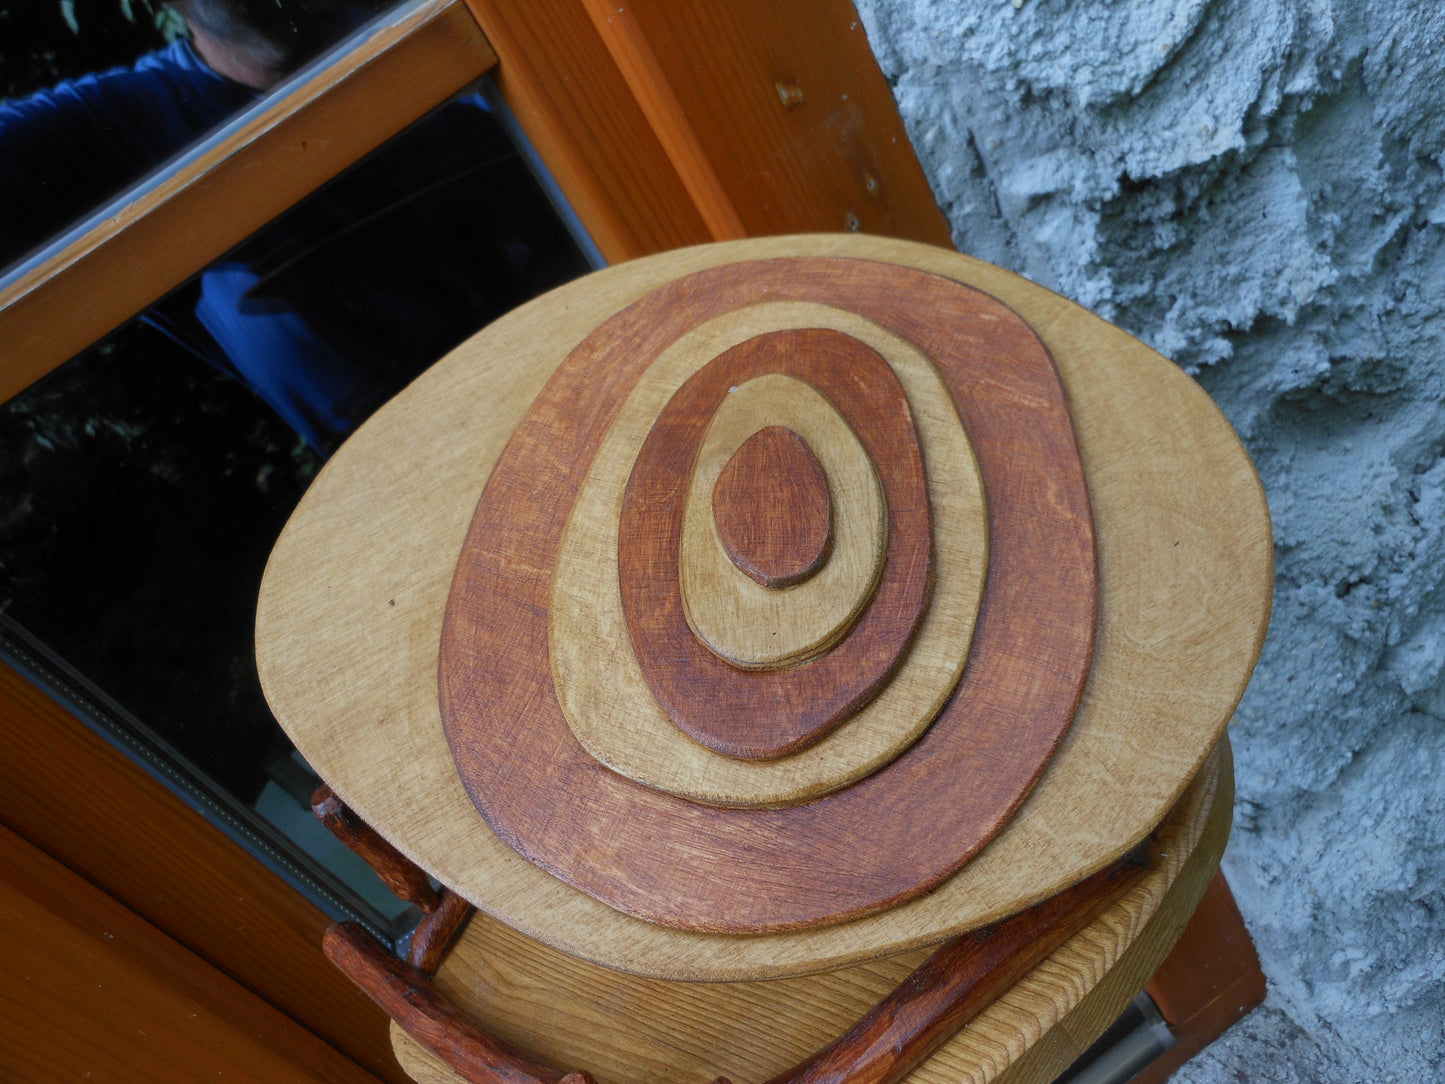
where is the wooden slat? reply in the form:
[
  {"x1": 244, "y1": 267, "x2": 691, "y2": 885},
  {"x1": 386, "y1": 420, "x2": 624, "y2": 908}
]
[
  {"x1": 458, "y1": 0, "x2": 714, "y2": 261},
  {"x1": 0, "y1": 823, "x2": 380, "y2": 1083},
  {"x1": 585, "y1": 0, "x2": 953, "y2": 245},
  {"x1": 0, "y1": 0, "x2": 497, "y2": 404},
  {"x1": 0, "y1": 660, "x2": 409, "y2": 1084},
  {"x1": 461, "y1": 0, "x2": 950, "y2": 262}
]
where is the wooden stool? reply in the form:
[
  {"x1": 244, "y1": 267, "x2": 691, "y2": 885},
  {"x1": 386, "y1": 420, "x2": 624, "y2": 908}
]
[{"x1": 256, "y1": 236, "x2": 1272, "y2": 1084}]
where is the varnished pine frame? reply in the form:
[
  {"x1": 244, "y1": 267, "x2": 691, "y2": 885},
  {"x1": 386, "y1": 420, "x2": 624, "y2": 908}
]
[{"x1": 0, "y1": 0, "x2": 951, "y2": 1076}]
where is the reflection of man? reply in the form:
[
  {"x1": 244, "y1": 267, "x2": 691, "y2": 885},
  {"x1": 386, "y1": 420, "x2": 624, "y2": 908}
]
[{"x1": 1, "y1": 1, "x2": 585, "y2": 451}]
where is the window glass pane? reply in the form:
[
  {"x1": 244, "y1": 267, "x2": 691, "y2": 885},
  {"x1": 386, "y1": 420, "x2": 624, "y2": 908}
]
[
  {"x1": 1, "y1": 0, "x2": 407, "y2": 276},
  {"x1": 0, "y1": 75, "x2": 593, "y2": 939}
]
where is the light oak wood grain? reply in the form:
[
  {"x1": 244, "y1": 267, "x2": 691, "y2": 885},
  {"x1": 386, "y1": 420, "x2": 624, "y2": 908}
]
[
  {"x1": 552, "y1": 303, "x2": 985, "y2": 807},
  {"x1": 616, "y1": 327, "x2": 934, "y2": 759},
  {"x1": 681, "y1": 378, "x2": 886, "y2": 673},
  {"x1": 712, "y1": 425, "x2": 835, "y2": 591},
  {"x1": 436, "y1": 257, "x2": 1091, "y2": 932},
  {"x1": 256, "y1": 234, "x2": 1271, "y2": 978},
  {"x1": 385, "y1": 742, "x2": 1230, "y2": 1084}
]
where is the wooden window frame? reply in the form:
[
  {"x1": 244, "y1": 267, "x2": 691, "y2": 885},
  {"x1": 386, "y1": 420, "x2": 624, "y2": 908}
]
[{"x1": 0, "y1": 0, "x2": 949, "y2": 1076}]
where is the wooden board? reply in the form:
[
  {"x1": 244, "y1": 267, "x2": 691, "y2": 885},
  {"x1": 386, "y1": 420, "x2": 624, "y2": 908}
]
[
  {"x1": 0, "y1": 660, "x2": 408, "y2": 1083},
  {"x1": 0, "y1": 823, "x2": 381, "y2": 1084},
  {"x1": 712, "y1": 425, "x2": 834, "y2": 590},
  {"x1": 617, "y1": 327, "x2": 934, "y2": 758},
  {"x1": 255, "y1": 234, "x2": 1272, "y2": 978},
  {"x1": 387, "y1": 741, "x2": 1231, "y2": 1084},
  {"x1": 436, "y1": 256, "x2": 1094, "y2": 932},
  {"x1": 681, "y1": 378, "x2": 887, "y2": 673},
  {"x1": 552, "y1": 302, "x2": 986, "y2": 807}
]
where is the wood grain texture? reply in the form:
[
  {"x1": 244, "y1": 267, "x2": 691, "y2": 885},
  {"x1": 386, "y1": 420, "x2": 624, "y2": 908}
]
[
  {"x1": 410, "y1": 891, "x2": 477, "y2": 975},
  {"x1": 616, "y1": 328, "x2": 932, "y2": 758},
  {"x1": 315, "y1": 784, "x2": 440, "y2": 914},
  {"x1": 0, "y1": 0, "x2": 495, "y2": 404},
  {"x1": 324, "y1": 923, "x2": 591, "y2": 1084},
  {"x1": 569, "y1": 0, "x2": 953, "y2": 245},
  {"x1": 0, "y1": 659, "x2": 408, "y2": 1082},
  {"x1": 438, "y1": 258, "x2": 1092, "y2": 932},
  {"x1": 713, "y1": 426, "x2": 833, "y2": 590},
  {"x1": 386, "y1": 742, "x2": 1230, "y2": 1084},
  {"x1": 761, "y1": 849, "x2": 1150, "y2": 1084},
  {"x1": 679, "y1": 376, "x2": 888, "y2": 673},
  {"x1": 0, "y1": 823, "x2": 381, "y2": 1084},
  {"x1": 255, "y1": 234, "x2": 1272, "y2": 978},
  {"x1": 553, "y1": 304, "x2": 984, "y2": 807},
  {"x1": 459, "y1": 0, "x2": 950, "y2": 267}
]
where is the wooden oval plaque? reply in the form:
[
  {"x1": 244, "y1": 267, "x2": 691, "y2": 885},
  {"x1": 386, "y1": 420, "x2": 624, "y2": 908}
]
[
  {"x1": 677, "y1": 373, "x2": 889, "y2": 675},
  {"x1": 550, "y1": 301, "x2": 986, "y2": 809},
  {"x1": 257, "y1": 234, "x2": 1272, "y2": 975},
  {"x1": 436, "y1": 256, "x2": 1097, "y2": 933}
]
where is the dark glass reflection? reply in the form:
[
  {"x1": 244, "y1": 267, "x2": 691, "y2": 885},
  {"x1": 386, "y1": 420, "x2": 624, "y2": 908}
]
[
  {"x1": 0, "y1": 61, "x2": 591, "y2": 928},
  {"x1": 1, "y1": 1, "x2": 396, "y2": 275}
]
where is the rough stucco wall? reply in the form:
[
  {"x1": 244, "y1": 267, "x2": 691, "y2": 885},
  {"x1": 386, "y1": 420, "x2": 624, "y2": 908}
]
[{"x1": 852, "y1": 1, "x2": 1445, "y2": 1078}]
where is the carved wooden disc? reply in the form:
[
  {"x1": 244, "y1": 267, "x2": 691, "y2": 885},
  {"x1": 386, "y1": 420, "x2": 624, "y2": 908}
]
[
  {"x1": 678, "y1": 373, "x2": 888, "y2": 673},
  {"x1": 436, "y1": 257, "x2": 1097, "y2": 933},
  {"x1": 619, "y1": 327, "x2": 932, "y2": 759},
  {"x1": 256, "y1": 234, "x2": 1273, "y2": 975},
  {"x1": 551, "y1": 301, "x2": 986, "y2": 808},
  {"x1": 714, "y1": 426, "x2": 833, "y2": 590}
]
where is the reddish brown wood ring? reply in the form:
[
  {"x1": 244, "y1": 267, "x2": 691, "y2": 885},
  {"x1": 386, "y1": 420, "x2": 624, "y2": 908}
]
[
  {"x1": 713, "y1": 425, "x2": 834, "y2": 590},
  {"x1": 440, "y1": 257, "x2": 1097, "y2": 933},
  {"x1": 618, "y1": 329, "x2": 933, "y2": 759}
]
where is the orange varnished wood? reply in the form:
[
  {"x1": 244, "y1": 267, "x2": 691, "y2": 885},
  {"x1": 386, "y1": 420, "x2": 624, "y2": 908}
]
[
  {"x1": 0, "y1": 660, "x2": 408, "y2": 1084},
  {"x1": 458, "y1": 0, "x2": 713, "y2": 263},
  {"x1": 460, "y1": 0, "x2": 950, "y2": 266},
  {"x1": 439, "y1": 256, "x2": 1096, "y2": 933},
  {"x1": 0, "y1": 823, "x2": 382, "y2": 1083},
  {"x1": 0, "y1": 0, "x2": 496, "y2": 404},
  {"x1": 324, "y1": 922, "x2": 594, "y2": 1084},
  {"x1": 409, "y1": 891, "x2": 476, "y2": 975},
  {"x1": 618, "y1": 329, "x2": 931, "y2": 759},
  {"x1": 576, "y1": 0, "x2": 952, "y2": 243},
  {"x1": 1131, "y1": 874, "x2": 1266, "y2": 1084},
  {"x1": 314, "y1": 784, "x2": 441, "y2": 914},
  {"x1": 761, "y1": 848, "x2": 1152, "y2": 1084},
  {"x1": 713, "y1": 426, "x2": 834, "y2": 590}
]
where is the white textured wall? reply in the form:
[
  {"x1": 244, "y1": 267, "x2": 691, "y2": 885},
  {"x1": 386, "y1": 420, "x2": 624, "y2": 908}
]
[{"x1": 853, "y1": 1, "x2": 1445, "y2": 1077}]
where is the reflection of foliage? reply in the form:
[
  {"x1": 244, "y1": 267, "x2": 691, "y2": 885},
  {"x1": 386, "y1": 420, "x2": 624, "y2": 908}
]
[
  {"x1": 0, "y1": 320, "x2": 323, "y2": 799},
  {"x1": 57, "y1": 0, "x2": 184, "y2": 39},
  {"x1": 1, "y1": 2, "x2": 169, "y2": 99}
]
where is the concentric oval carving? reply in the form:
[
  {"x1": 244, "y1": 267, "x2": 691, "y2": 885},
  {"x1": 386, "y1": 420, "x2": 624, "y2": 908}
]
[
  {"x1": 549, "y1": 301, "x2": 986, "y2": 810},
  {"x1": 438, "y1": 257, "x2": 1098, "y2": 934},
  {"x1": 713, "y1": 424, "x2": 833, "y2": 590},
  {"x1": 679, "y1": 375, "x2": 887, "y2": 673},
  {"x1": 619, "y1": 328, "x2": 932, "y2": 759}
]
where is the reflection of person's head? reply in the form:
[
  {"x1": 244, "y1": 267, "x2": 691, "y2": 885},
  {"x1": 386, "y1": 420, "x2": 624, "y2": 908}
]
[{"x1": 178, "y1": 0, "x2": 357, "y2": 90}]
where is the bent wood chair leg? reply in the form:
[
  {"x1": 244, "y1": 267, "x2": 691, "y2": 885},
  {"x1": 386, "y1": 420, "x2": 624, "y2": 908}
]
[
  {"x1": 324, "y1": 922, "x2": 597, "y2": 1084},
  {"x1": 754, "y1": 843, "x2": 1153, "y2": 1084},
  {"x1": 325, "y1": 843, "x2": 1153, "y2": 1084},
  {"x1": 314, "y1": 784, "x2": 441, "y2": 913},
  {"x1": 313, "y1": 784, "x2": 475, "y2": 972}
]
